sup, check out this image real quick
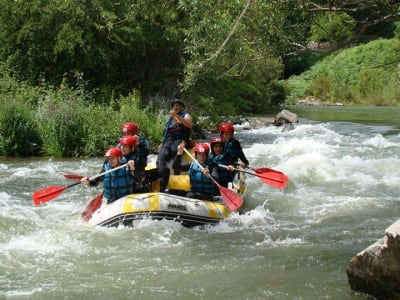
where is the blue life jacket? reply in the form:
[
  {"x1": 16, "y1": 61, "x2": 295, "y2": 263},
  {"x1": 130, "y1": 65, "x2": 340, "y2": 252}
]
[
  {"x1": 209, "y1": 153, "x2": 233, "y2": 187},
  {"x1": 189, "y1": 161, "x2": 219, "y2": 196},
  {"x1": 165, "y1": 112, "x2": 191, "y2": 141},
  {"x1": 103, "y1": 163, "x2": 133, "y2": 202},
  {"x1": 116, "y1": 136, "x2": 149, "y2": 174}
]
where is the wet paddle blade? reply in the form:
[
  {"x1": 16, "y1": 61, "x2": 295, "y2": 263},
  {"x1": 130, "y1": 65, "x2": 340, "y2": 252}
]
[
  {"x1": 32, "y1": 186, "x2": 69, "y2": 206},
  {"x1": 82, "y1": 192, "x2": 103, "y2": 221},
  {"x1": 252, "y1": 167, "x2": 288, "y2": 189},
  {"x1": 218, "y1": 184, "x2": 243, "y2": 211},
  {"x1": 32, "y1": 181, "x2": 81, "y2": 206},
  {"x1": 64, "y1": 174, "x2": 84, "y2": 181}
]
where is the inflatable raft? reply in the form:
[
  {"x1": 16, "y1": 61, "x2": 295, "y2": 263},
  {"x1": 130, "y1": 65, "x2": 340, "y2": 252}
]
[{"x1": 88, "y1": 172, "x2": 246, "y2": 228}]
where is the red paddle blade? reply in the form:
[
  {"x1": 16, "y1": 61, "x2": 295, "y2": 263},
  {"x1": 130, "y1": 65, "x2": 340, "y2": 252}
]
[
  {"x1": 64, "y1": 174, "x2": 84, "y2": 181},
  {"x1": 32, "y1": 186, "x2": 68, "y2": 206},
  {"x1": 218, "y1": 185, "x2": 243, "y2": 211},
  {"x1": 252, "y1": 168, "x2": 288, "y2": 189},
  {"x1": 82, "y1": 192, "x2": 104, "y2": 221}
]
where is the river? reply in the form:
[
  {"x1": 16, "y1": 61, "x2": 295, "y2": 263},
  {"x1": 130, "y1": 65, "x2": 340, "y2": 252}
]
[{"x1": 1, "y1": 106, "x2": 399, "y2": 299}]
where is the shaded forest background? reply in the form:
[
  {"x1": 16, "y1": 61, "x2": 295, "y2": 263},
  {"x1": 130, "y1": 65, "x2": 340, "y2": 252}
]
[{"x1": 0, "y1": 0, "x2": 399, "y2": 157}]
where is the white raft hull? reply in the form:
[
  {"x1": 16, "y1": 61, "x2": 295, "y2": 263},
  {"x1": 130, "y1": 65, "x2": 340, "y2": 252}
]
[
  {"x1": 88, "y1": 192, "x2": 230, "y2": 228},
  {"x1": 87, "y1": 172, "x2": 246, "y2": 228}
]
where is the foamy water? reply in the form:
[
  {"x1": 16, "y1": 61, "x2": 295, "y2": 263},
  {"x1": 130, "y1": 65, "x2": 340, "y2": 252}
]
[{"x1": 0, "y1": 116, "x2": 399, "y2": 299}]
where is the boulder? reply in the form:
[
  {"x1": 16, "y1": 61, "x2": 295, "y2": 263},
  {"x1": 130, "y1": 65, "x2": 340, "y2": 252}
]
[
  {"x1": 273, "y1": 109, "x2": 299, "y2": 131},
  {"x1": 346, "y1": 219, "x2": 400, "y2": 299}
]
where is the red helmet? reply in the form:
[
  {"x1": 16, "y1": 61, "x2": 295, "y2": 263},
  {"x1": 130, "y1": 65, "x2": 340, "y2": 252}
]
[
  {"x1": 194, "y1": 143, "x2": 210, "y2": 155},
  {"x1": 210, "y1": 136, "x2": 224, "y2": 148},
  {"x1": 121, "y1": 122, "x2": 139, "y2": 135},
  {"x1": 219, "y1": 122, "x2": 234, "y2": 133},
  {"x1": 120, "y1": 135, "x2": 137, "y2": 147},
  {"x1": 104, "y1": 147, "x2": 123, "y2": 158}
]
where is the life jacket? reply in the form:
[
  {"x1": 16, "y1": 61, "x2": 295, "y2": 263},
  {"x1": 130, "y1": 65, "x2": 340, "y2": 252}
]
[
  {"x1": 103, "y1": 163, "x2": 133, "y2": 202},
  {"x1": 116, "y1": 136, "x2": 149, "y2": 174},
  {"x1": 166, "y1": 112, "x2": 191, "y2": 141},
  {"x1": 189, "y1": 161, "x2": 219, "y2": 196},
  {"x1": 209, "y1": 153, "x2": 233, "y2": 187},
  {"x1": 224, "y1": 138, "x2": 240, "y2": 161}
]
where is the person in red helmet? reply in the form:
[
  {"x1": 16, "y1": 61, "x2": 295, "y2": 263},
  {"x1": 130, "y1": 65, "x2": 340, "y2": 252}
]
[
  {"x1": 119, "y1": 121, "x2": 150, "y2": 170},
  {"x1": 81, "y1": 147, "x2": 136, "y2": 204},
  {"x1": 121, "y1": 122, "x2": 139, "y2": 136},
  {"x1": 219, "y1": 122, "x2": 249, "y2": 168},
  {"x1": 209, "y1": 136, "x2": 235, "y2": 187},
  {"x1": 120, "y1": 135, "x2": 147, "y2": 192},
  {"x1": 172, "y1": 143, "x2": 220, "y2": 200},
  {"x1": 157, "y1": 99, "x2": 193, "y2": 192}
]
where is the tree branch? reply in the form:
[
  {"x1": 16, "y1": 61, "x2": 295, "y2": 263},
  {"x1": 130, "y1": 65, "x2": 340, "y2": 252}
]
[{"x1": 200, "y1": 0, "x2": 253, "y2": 68}]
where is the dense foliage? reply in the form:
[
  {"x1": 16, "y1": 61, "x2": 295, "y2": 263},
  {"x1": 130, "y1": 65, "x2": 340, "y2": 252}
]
[
  {"x1": 286, "y1": 39, "x2": 400, "y2": 105},
  {"x1": 0, "y1": 0, "x2": 399, "y2": 157}
]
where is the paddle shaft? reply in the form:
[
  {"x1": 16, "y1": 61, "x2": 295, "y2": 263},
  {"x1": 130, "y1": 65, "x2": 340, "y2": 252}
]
[
  {"x1": 33, "y1": 163, "x2": 129, "y2": 205},
  {"x1": 183, "y1": 148, "x2": 243, "y2": 211},
  {"x1": 183, "y1": 148, "x2": 218, "y2": 185},
  {"x1": 219, "y1": 164, "x2": 282, "y2": 183},
  {"x1": 87, "y1": 163, "x2": 128, "y2": 181},
  {"x1": 219, "y1": 164, "x2": 288, "y2": 188}
]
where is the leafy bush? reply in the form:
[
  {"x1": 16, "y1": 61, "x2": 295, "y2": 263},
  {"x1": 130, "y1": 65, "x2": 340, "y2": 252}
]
[
  {"x1": 0, "y1": 99, "x2": 42, "y2": 156},
  {"x1": 286, "y1": 39, "x2": 400, "y2": 104},
  {"x1": 81, "y1": 91, "x2": 166, "y2": 156},
  {"x1": 36, "y1": 85, "x2": 87, "y2": 157}
]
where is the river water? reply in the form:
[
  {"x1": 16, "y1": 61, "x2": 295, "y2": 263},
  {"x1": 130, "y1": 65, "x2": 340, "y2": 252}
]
[{"x1": 1, "y1": 106, "x2": 399, "y2": 299}]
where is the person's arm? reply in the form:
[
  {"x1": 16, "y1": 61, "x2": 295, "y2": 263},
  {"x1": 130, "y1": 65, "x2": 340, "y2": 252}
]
[
  {"x1": 136, "y1": 136, "x2": 150, "y2": 155},
  {"x1": 170, "y1": 110, "x2": 193, "y2": 129},
  {"x1": 234, "y1": 139, "x2": 249, "y2": 167},
  {"x1": 209, "y1": 163, "x2": 220, "y2": 182},
  {"x1": 81, "y1": 164, "x2": 105, "y2": 186}
]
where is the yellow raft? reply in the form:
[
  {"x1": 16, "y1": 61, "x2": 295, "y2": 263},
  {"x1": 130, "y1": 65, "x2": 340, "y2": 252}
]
[{"x1": 88, "y1": 171, "x2": 246, "y2": 228}]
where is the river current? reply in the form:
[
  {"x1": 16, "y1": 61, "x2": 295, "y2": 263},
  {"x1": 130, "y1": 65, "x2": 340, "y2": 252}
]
[{"x1": 1, "y1": 106, "x2": 399, "y2": 299}]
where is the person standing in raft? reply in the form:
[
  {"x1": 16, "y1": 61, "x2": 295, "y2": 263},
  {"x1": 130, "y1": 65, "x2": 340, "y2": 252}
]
[
  {"x1": 209, "y1": 136, "x2": 235, "y2": 188},
  {"x1": 173, "y1": 143, "x2": 220, "y2": 200},
  {"x1": 219, "y1": 122, "x2": 249, "y2": 181},
  {"x1": 157, "y1": 99, "x2": 193, "y2": 192},
  {"x1": 81, "y1": 147, "x2": 136, "y2": 205}
]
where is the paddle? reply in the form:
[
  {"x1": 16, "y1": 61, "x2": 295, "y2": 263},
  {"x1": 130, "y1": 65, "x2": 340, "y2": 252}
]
[
  {"x1": 219, "y1": 164, "x2": 288, "y2": 189},
  {"x1": 32, "y1": 163, "x2": 128, "y2": 206},
  {"x1": 81, "y1": 191, "x2": 104, "y2": 221},
  {"x1": 63, "y1": 174, "x2": 84, "y2": 181},
  {"x1": 251, "y1": 167, "x2": 288, "y2": 188},
  {"x1": 183, "y1": 148, "x2": 243, "y2": 211}
]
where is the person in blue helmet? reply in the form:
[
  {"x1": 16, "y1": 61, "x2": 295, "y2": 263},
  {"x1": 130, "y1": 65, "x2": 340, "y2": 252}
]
[{"x1": 157, "y1": 99, "x2": 193, "y2": 192}]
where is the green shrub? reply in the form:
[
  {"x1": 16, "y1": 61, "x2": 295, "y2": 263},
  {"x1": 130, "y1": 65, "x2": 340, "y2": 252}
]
[
  {"x1": 36, "y1": 85, "x2": 87, "y2": 157},
  {"x1": 0, "y1": 99, "x2": 42, "y2": 156},
  {"x1": 311, "y1": 76, "x2": 331, "y2": 101},
  {"x1": 286, "y1": 39, "x2": 400, "y2": 105}
]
